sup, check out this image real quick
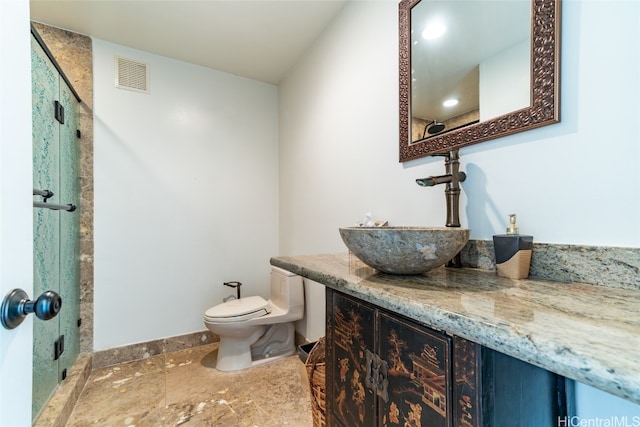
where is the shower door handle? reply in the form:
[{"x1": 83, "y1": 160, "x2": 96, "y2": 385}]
[{"x1": 1, "y1": 288, "x2": 62, "y2": 330}]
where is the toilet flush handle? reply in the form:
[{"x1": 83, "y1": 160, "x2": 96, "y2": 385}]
[{"x1": 223, "y1": 281, "x2": 242, "y2": 300}]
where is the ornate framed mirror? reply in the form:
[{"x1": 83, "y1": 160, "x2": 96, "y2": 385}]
[{"x1": 399, "y1": 0, "x2": 560, "y2": 162}]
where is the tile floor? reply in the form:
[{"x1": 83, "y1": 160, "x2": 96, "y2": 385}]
[{"x1": 66, "y1": 343, "x2": 314, "y2": 426}]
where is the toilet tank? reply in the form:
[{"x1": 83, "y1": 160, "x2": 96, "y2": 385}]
[{"x1": 270, "y1": 266, "x2": 304, "y2": 317}]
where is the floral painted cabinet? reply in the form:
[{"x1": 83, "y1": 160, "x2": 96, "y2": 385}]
[
  {"x1": 326, "y1": 290, "x2": 453, "y2": 427},
  {"x1": 326, "y1": 290, "x2": 376, "y2": 426},
  {"x1": 377, "y1": 311, "x2": 451, "y2": 427},
  {"x1": 325, "y1": 288, "x2": 568, "y2": 427}
]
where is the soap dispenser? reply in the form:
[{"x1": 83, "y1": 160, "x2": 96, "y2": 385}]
[{"x1": 492, "y1": 214, "x2": 533, "y2": 279}]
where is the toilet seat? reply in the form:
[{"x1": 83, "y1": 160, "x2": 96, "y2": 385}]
[{"x1": 204, "y1": 295, "x2": 271, "y2": 323}]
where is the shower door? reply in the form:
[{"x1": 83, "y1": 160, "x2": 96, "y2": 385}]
[{"x1": 31, "y1": 32, "x2": 81, "y2": 422}]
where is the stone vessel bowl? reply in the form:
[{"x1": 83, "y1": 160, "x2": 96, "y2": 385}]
[{"x1": 339, "y1": 226, "x2": 470, "y2": 275}]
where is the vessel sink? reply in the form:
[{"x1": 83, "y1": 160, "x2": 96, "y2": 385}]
[{"x1": 339, "y1": 226, "x2": 470, "y2": 275}]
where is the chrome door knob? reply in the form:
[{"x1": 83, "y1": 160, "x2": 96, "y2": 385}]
[{"x1": 1, "y1": 288, "x2": 62, "y2": 330}]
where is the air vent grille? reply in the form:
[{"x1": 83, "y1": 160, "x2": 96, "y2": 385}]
[{"x1": 115, "y1": 57, "x2": 149, "y2": 93}]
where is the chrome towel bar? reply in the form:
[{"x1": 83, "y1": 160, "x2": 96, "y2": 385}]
[
  {"x1": 33, "y1": 188, "x2": 76, "y2": 212},
  {"x1": 33, "y1": 201, "x2": 76, "y2": 212},
  {"x1": 33, "y1": 188, "x2": 54, "y2": 199}
]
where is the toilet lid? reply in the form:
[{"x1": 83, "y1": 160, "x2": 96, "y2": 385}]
[{"x1": 204, "y1": 295, "x2": 271, "y2": 323}]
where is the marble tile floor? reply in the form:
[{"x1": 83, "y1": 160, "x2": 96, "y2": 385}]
[{"x1": 66, "y1": 343, "x2": 314, "y2": 426}]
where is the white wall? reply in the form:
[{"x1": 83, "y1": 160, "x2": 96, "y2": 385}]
[
  {"x1": 0, "y1": 1, "x2": 35, "y2": 425},
  {"x1": 279, "y1": 0, "x2": 639, "y2": 415},
  {"x1": 93, "y1": 40, "x2": 280, "y2": 350},
  {"x1": 280, "y1": 0, "x2": 639, "y2": 254}
]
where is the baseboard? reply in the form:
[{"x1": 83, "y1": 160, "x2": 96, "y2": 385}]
[{"x1": 92, "y1": 330, "x2": 219, "y2": 369}]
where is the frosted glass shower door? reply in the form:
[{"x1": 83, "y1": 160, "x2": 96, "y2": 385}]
[
  {"x1": 32, "y1": 34, "x2": 61, "y2": 420},
  {"x1": 31, "y1": 33, "x2": 80, "y2": 422}
]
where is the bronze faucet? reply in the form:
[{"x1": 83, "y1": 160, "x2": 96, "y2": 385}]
[{"x1": 415, "y1": 149, "x2": 466, "y2": 267}]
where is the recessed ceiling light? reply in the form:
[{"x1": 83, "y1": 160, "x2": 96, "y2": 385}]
[
  {"x1": 443, "y1": 98, "x2": 459, "y2": 107},
  {"x1": 422, "y1": 22, "x2": 447, "y2": 40}
]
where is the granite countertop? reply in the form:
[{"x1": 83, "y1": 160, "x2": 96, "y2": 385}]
[{"x1": 271, "y1": 253, "x2": 640, "y2": 405}]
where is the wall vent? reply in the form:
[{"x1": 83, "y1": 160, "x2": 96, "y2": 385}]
[{"x1": 115, "y1": 56, "x2": 149, "y2": 93}]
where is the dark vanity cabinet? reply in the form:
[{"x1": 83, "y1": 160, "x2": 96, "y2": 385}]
[{"x1": 325, "y1": 289, "x2": 567, "y2": 427}]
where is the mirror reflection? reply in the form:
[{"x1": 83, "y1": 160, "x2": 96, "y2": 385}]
[
  {"x1": 399, "y1": 0, "x2": 560, "y2": 162},
  {"x1": 411, "y1": 1, "x2": 531, "y2": 143}
]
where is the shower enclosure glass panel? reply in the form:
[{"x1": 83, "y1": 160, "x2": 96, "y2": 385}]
[{"x1": 31, "y1": 33, "x2": 80, "y2": 422}]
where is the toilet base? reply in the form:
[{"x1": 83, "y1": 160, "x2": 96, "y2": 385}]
[{"x1": 215, "y1": 322, "x2": 296, "y2": 372}]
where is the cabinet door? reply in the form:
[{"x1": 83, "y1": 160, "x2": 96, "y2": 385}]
[
  {"x1": 378, "y1": 312, "x2": 451, "y2": 427},
  {"x1": 327, "y1": 291, "x2": 377, "y2": 427}
]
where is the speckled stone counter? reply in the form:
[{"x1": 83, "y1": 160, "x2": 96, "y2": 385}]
[{"x1": 270, "y1": 253, "x2": 640, "y2": 405}]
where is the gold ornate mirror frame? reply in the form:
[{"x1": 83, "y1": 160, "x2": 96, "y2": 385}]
[{"x1": 399, "y1": 0, "x2": 561, "y2": 162}]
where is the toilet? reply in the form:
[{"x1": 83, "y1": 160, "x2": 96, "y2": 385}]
[{"x1": 203, "y1": 266, "x2": 304, "y2": 371}]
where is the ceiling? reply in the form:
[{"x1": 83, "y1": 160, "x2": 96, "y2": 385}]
[{"x1": 29, "y1": 0, "x2": 349, "y2": 85}]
